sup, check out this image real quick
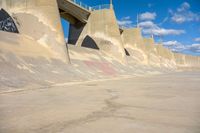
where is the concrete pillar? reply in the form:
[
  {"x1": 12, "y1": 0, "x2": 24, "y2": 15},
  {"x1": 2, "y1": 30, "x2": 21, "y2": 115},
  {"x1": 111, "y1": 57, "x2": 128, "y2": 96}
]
[
  {"x1": 68, "y1": 8, "x2": 126, "y2": 63},
  {"x1": 143, "y1": 37, "x2": 156, "y2": 54},
  {"x1": 156, "y1": 43, "x2": 174, "y2": 60},
  {"x1": 174, "y1": 53, "x2": 185, "y2": 66},
  {"x1": 0, "y1": 0, "x2": 70, "y2": 63},
  {"x1": 121, "y1": 28, "x2": 146, "y2": 51},
  {"x1": 120, "y1": 28, "x2": 148, "y2": 63},
  {"x1": 185, "y1": 55, "x2": 192, "y2": 66}
]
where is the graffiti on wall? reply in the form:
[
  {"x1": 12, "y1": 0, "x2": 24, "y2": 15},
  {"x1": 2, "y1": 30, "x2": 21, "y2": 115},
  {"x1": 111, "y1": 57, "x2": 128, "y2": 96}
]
[
  {"x1": 0, "y1": 8, "x2": 19, "y2": 33},
  {"x1": 84, "y1": 61, "x2": 117, "y2": 75}
]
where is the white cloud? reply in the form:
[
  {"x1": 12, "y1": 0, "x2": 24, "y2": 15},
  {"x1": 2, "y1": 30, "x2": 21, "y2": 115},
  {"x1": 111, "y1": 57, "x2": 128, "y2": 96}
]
[
  {"x1": 139, "y1": 12, "x2": 157, "y2": 21},
  {"x1": 139, "y1": 21, "x2": 185, "y2": 36},
  {"x1": 138, "y1": 21, "x2": 156, "y2": 28},
  {"x1": 122, "y1": 16, "x2": 131, "y2": 20},
  {"x1": 117, "y1": 20, "x2": 132, "y2": 26},
  {"x1": 177, "y1": 2, "x2": 190, "y2": 12},
  {"x1": 194, "y1": 37, "x2": 200, "y2": 42},
  {"x1": 171, "y1": 12, "x2": 200, "y2": 23},
  {"x1": 170, "y1": 2, "x2": 200, "y2": 24},
  {"x1": 117, "y1": 16, "x2": 133, "y2": 28},
  {"x1": 163, "y1": 40, "x2": 200, "y2": 53},
  {"x1": 163, "y1": 41, "x2": 181, "y2": 46},
  {"x1": 151, "y1": 28, "x2": 185, "y2": 36},
  {"x1": 173, "y1": 44, "x2": 187, "y2": 52},
  {"x1": 187, "y1": 43, "x2": 200, "y2": 52},
  {"x1": 162, "y1": 40, "x2": 186, "y2": 52},
  {"x1": 171, "y1": 14, "x2": 186, "y2": 23},
  {"x1": 172, "y1": 45, "x2": 186, "y2": 52},
  {"x1": 142, "y1": 28, "x2": 185, "y2": 36}
]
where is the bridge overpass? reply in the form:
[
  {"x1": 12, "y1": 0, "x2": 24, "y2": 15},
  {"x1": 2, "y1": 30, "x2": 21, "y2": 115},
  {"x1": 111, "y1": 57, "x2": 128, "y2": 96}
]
[{"x1": 57, "y1": 0, "x2": 91, "y2": 24}]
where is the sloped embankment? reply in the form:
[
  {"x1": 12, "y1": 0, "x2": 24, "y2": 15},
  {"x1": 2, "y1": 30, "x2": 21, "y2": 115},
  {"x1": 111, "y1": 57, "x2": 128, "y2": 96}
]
[{"x1": 0, "y1": 31, "x2": 176, "y2": 93}]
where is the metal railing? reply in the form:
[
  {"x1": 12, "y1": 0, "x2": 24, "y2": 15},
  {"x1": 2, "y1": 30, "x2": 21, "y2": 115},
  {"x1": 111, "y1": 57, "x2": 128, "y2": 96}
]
[
  {"x1": 70, "y1": 0, "x2": 91, "y2": 10},
  {"x1": 69, "y1": 0, "x2": 111, "y2": 11},
  {"x1": 91, "y1": 4, "x2": 111, "y2": 11},
  {"x1": 119, "y1": 24, "x2": 137, "y2": 29}
]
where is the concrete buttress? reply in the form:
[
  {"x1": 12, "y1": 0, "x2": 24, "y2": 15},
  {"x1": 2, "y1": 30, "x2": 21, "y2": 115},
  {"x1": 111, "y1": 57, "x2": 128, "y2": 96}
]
[
  {"x1": 68, "y1": 8, "x2": 126, "y2": 63},
  {"x1": 0, "y1": 0, "x2": 70, "y2": 63}
]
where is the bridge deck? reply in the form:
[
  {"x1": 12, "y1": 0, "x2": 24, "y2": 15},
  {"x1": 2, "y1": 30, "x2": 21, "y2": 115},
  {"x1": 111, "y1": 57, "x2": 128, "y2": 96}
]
[{"x1": 57, "y1": 0, "x2": 91, "y2": 23}]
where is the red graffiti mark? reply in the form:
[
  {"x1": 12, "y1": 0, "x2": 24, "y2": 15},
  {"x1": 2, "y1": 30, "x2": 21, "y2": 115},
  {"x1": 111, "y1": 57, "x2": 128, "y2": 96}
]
[{"x1": 84, "y1": 61, "x2": 116, "y2": 75}]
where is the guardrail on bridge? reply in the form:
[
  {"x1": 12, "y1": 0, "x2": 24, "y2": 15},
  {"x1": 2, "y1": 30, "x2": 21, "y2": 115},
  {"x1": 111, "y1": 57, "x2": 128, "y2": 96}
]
[{"x1": 69, "y1": 0, "x2": 111, "y2": 11}]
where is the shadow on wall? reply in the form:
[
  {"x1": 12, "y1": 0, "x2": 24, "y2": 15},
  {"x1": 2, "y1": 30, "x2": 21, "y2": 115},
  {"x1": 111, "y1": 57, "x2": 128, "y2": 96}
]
[
  {"x1": 68, "y1": 23, "x2": 85, "y2": 45},
  {"x1": 124, "y1": 48, "x2": 130, "y2": 56},
  {"x1": 0, "y1": 8, "x2": 19, "y2": 33},
  {"x1": 81, "y1": 35, "x2": 99, "y2": 50}
]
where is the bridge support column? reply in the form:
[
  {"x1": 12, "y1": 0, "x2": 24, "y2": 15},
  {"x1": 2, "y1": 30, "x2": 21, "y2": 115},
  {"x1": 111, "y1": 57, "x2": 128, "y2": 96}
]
[
  {"x1": 120, "y1": 28, "x2": 148, "y2": 63},
  {"x1": 68, "y1": 8, "x2": 126, "y2": 63}
]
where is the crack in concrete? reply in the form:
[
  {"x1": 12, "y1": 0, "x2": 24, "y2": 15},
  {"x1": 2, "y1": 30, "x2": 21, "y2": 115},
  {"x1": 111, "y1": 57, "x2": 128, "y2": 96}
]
[{"x1": 35, "y1": 89, "x2": 124, "y2": 133}]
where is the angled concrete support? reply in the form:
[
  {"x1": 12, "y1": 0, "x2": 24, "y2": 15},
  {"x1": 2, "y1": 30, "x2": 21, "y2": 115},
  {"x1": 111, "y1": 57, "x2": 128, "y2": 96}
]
[
  {"x1": 0, "y1": 0, "x2": 70, "y2": 63},
  {"x1": 68, "y1": 8, "x2": 126, "y2": 63},
  {"x1": 143, "y1": 37, "x2": 162, "y2": 66},
  {"x1": 143, "y1": 37, "x2": 158, "y2": 55},
  {"x1": 174, "y1": 53, "x2": 186, "y2": 66},
  {"x1": 156, "y1": 44, "x2": 174, "y2": 60},
  {"x1": 185, "y1": 55, "x2": 198, "y2": 67},
  {"x1": 121, "y1": 28, "x2": 145, "y2": 50},
  {"x1": 120, "y1": 28, "x2": 148, "y2": 63}
]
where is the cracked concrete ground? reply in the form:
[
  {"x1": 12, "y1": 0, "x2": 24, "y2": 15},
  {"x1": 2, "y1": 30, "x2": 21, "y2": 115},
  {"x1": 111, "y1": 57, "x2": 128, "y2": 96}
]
[{"x1": 0, "y1": 71, "x2": 200, "y2": 133}]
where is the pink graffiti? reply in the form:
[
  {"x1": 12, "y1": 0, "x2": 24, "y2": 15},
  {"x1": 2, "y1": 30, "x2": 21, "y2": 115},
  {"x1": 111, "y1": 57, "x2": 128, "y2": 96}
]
[{"x1": 84, "y1": 61, "x2": 117, "y2": 75}]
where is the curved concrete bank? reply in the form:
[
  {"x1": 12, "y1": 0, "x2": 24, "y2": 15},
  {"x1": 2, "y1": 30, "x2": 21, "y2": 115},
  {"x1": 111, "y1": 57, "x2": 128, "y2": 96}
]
[{"x1": 0, "y1": 0, "x2": 70, "y2": 62}]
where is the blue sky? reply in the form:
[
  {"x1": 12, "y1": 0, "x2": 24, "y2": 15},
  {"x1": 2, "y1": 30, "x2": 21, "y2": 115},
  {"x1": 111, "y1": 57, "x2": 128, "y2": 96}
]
[{"x1": 61, "y1": 0, "x2": 200, "y2": 56}]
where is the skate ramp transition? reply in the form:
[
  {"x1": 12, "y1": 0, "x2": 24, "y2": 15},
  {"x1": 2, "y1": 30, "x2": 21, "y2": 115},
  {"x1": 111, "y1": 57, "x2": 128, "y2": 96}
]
[{"x1": 0, "y1": 0, "x2": 200, "y2": 92}]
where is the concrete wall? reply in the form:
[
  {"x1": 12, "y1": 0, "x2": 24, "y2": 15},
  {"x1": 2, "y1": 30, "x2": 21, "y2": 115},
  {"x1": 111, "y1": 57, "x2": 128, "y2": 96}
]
[
  {"x1": 120, "y1": 28, "x2": 148, "y2": 64},
  {"x1": 68, "y1": 8, "x2": 126, "y2": 63},
  {"x1": 143, "y1": 37, "x2": 156, "y2": 54},
  {"x1": 0, "y1": 0, "x2": 70, "y2": 62},
  {"x1": 174, "y1": 53, "x2": 186, "y2": 66},
  {"x1": 156, "y1": 43, "x2": 174, "y2": 60},
  {"x1": 120, "y1": 27, "x2": 199, "y2": 68},
  {"x1": 174, "y1": 53, "x2": 200, "y2": 68},
  {"x1": 185, "y1": 55, "x2": 199, "y2": 67},
  {"x1": 0, "y1": 0, "x2": 199, "y2": 68},
  {"x1": 142, "y1": 38, "x2": 159, "y2": 66},
  {"x1": 121, "y1": 28, "x2": 146, "y2": 51},
  {"x1": 121, "y1": 28, "x2": 176, "y2": 67}
]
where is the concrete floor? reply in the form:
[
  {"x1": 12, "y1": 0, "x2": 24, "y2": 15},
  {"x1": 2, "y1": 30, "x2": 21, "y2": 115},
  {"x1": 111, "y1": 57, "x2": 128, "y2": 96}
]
[{"x1": 0, "y1": 71, "x2": 200, "y2": 133}]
